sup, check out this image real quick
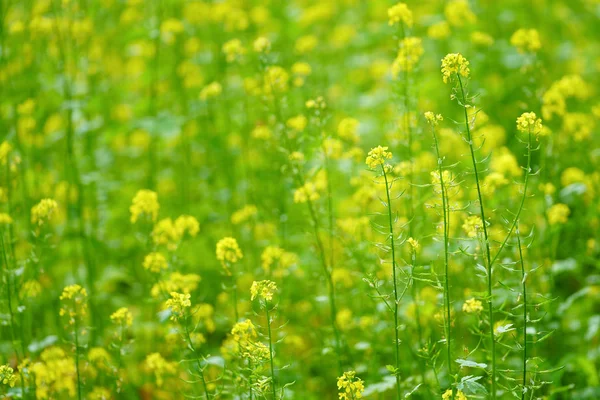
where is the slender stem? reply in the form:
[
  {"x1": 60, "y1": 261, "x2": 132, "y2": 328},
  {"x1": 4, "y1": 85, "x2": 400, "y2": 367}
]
[
  {"x1": 74, "y1": 319, "x2": 83, "y2": 400},
  {"x1": 517, "y1": 224, "x2": 527, "y2": 400},
  {"x1": 431, "y1": 124, "x2": 453, "y2": 384},
  {"x1": 183, "y1": 321, "x2": 210, "y2": 399},
  {"x1": 382, "y1": 166, "x2": 402, "y2": 400},
  {"x1": 266, "y1": 305, "x2": 277, "y2": 400},
  {"x1": 457, "y1": 75, "x2": 495, "y2": 399}
]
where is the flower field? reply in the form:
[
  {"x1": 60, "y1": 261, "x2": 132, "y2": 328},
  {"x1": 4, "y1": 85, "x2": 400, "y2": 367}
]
[{"x1": 0, "y1": 0, "x2": 599, "y2": 399}]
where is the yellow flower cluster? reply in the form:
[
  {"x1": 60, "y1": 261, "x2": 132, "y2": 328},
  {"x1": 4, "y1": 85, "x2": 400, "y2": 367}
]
[
  {"x1": 0, "y1": 213, "x2": 13, "y2": 225},
  {"x1": 110, "y1": 307, "x2": 133, "y2": 327},
  {"x1": 30, "y1": 347, "x2": 76, "y2": 398},
  {"x1": 392, "y1": 37, "x2": 424, "y2": 75},
  {"x1": 462, "y1": 298, "x2": 483, "y2": 313},
  {"x1": 261, "y1": 246, "x2": 297, "y2": 274},
  {"x1": 0, "y1": 365, "x2": 17, "y2": 387},
  {"x1": 263, "y1": 66, "x2": 289, "y2": 95},
  {"x1": 250, "y1": 280, "x2": 278, "y2": 301},
  {"x1": 516, "y1": 112, "x2": 543, "y2": 135},
  {"x1": 510, "y1": 28, "x2": 541, "y2": 53},
  {"x1": 152, "y1": 215, "x2": 199, "y2": 250},
  {"x1": 0, "y1": 141, "x2": 11, "y2": 164},
  {"x1": 462, "y1": 215, "x2": 484, "y2": 238},
  {"x1": 200, "y1": 82, "x2": 222, "y2": 100},
  {"x1": 253, "y1": 36, "x2": 271, "y2": 53},
  {"x1": 337, "y1": 370, "x2": 365, "y2": 400},
  {"x1": 441, "y1": 53, "x2": 470, "y2": 84},
  {"x1": 231, "y1": 205, "x2": 258, "y2": 225},
  {"x1": 216, "y1": 237, "x2": 243, "y2": 271},
  {"x1": 387, "y1": 3, "x2": 413, "y2": 27},
  {"x1": 337, "y1": 118, "x2": 360, "y2": 143},
  {"x1": 165, "y1": 292, "x2": 192, "y2": 321},
  {"x1": 151, "y1": 272, "x2": 201, "y2": 298},
  {"x1": 445, "y1": 0, "x2": 476, "y2": 27},
  {"x1": 407, "y1": 237, "x2": 420, "y2": 252},
  {"x1": 143, "y1": 252, "x2": 168, "y2": 273},
  {"x1": 222, "y1": 38, "x2": 245, "y2": 62},
  {"x1": 59, "y1": 284, "x2": 88, "y2": 324},
  {"x1": 31, "y1": 198, "x2": 58, "y2": 226},
  {"x1": 130, "y1": 190, "x2": 159, "y2": 223},
  {"x1": 443, "y1": 389, "x2": 468, "y2": 400},
  {"x1": 145, "y1": 353, "x2": 177, "y2": 387},
  {"x1": 547, "y1": 203, "x2": 570, "y2": 225},
  {"x1": 365, "y1": 146, "x2": 392, "y2": 170},
  {"x1": 424, "y1": 111, "x2": 443, "y2": 126},
  {"x1": 293, "y1": 182, "x2": 320, "y2": 203}
]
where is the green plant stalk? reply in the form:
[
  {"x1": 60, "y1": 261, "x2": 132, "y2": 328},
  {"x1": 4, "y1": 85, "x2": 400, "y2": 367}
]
[
  {"x1": 183, "y1": 320, "x2": 211, "y2": 399},
  {"x1": 516, "y1": 223, "x2": 527, "y2": 400},
  {"x1": 431, "y1": 122, "x2": 453, "y2": 385},
  {"x1": 266, "y1": 304, "x2": 277, "y2": 400},
  {"x1": 74, "y1": 319, "x2": 83, "y2": 400},
  {"x1": 457, "y1": 75, "x2": 495, "y2": 399},
  {"x1": 382, "y1": 165, "x2": 402, "y2": 400}
]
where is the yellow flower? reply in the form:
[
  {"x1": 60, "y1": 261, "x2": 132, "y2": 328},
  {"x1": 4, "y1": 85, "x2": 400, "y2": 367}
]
[
  {"x1": 250, "y1": 280, "x2": 277, "y2": 301},
  {"x1": 145, "y1": 353, "x2": 177, "y2": 387},
  {"x1": 110, "y1": 307, "x2": 133, "y2": 327},
  {"x1": 0, "y1": 141, "x2": 12, "y2": 164},
  {"x1": 31, "y1": 198, "x2": 58, "y2": 226},
  {"x1": 175, "y1": 215, "x2": 200, "y2": 237},
  {"x1": 0, "y1": 213, "x2": 13, "y2": 225},
  {"x1": 462, "y1": 298, "x2": 483, "y2": 313},
  {"x1": 387, "y1": 3, "x2": 413, "y2": 27},
  {"x1": 165, "y1": 292, "x2": 192, "y2": 321},
  {"x1": 305, "y1": 96, "x2": 326, "y2": 110},
  {"x1": 516, "y1": 112, "x2": 543, "y2": 135},
  {"x1": 462, "y1": 215, "x2": 484, "y2": 238},
  {"x1": 365, "y1": 146, "x2": 393, "y2": 170},
  {"x1": 222, "y1": 38, "x2": 246, "y2": 62},
  {"x1": 0, "y1": 365, "x2": 17, "y2": 387},
  {"x1": 510, "y1": 29, "x2": 541, "y2": 53},
  {"x1": 263, "y1": 66, "x2": 289, "y2": 94},
  {"x1": 59, "y1": 284, "x2": 88, "y2": 324},
  {"x1": 143, "y1": 252, "x2": 168, "y2": 273},
  {"x1": 445, "y1": 0, "x2": 476, "y2": 27},
  {"x1": 424, "y1": 112, "x2": 443, "y2": 126},
  {"x1": 253, "y1": 36, "x2": 271, "y2": 53},
  {"x1": 392, "y1": 37, "x2": 424, "y2": 77},
  {"x1": 547, "y1": 203, "x2": 570, "y2": 225},
  {"x1": 130, "y1": 190, "x2": 159, "y2": 223},
  {"x1": 200, "y1": 81, "x2": 222, "y2": 100},
  {"x1": 337, "y1": 118, "x2": 360, "y2": 143},
  {"x1": 337, "y1": 370, "x2": 365, "y2": 400},
  {"x1": 441, "y1": 53, "x2": 470, "y2": 84},
  {"x1": 443, "y1": 389, "x2": 468, "y2": 400},
  {"x1": 231, "y1": 205, "x2": 258, "y2": 225},
  {"x1": 216, "y1": 237, "x2": 243, "y2": 270},
  {"x1": 407, "y1": 237, "x2": 420, "y2": 252}
]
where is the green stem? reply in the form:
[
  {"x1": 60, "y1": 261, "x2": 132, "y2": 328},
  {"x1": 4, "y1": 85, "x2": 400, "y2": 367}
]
[
  {"x1": 382, "y1": 166, "x2": 402, "y2": 400},
  {"x1": 457, "y1": 75, "x2": 495, "y2": 399},
  {"x1": 183, "y1": 321, "x2": 210, "y2": 399},
  {"x1": 266, "y1": 305, "x2": 277, "y2": 400},
  {"x1": 517, "y1": 224, "x2": 527, "y2": 400},
  {"x1": 74, "y1": 319, "x2": 83, "y2": 400}
]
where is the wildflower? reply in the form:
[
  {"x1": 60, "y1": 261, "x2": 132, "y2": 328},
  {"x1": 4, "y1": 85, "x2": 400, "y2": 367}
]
[
  {"x1": 0, "y1": 365, "x2": 17, "y2": 387},
  {"x1": 392, "y1": 37, "x2": 424, "y2": 75},
  {"x1": 0, "y1": 213, "x2": 13, "y2": 225},
  {"x1": 88, "y1": 347, "x2": 112, "y2": 370},
  {"x1": 20, "y1": 279, "x2": 42, "y2": 298},
  {"x1": 424, "y1": 111, "x2": 443, "y2": 126},
  {"x1": 462, "y1": 215, "x2": 484, "y2": 238},
  {"x1": 289, "y1": 151, "x2": 305, "y2": 163},
  {"x1": 175, "y1": 215, "x2": 200, "y2": 237},
  {"x1": 263, "y1": 66, "x2": 289, "y2": 94},
  {"x1": 306, "y1": 96, "x2": 326, "y2": 110},
  {"x1": 152, "y1": 218, "x2": 180, "y2": 249},
  {"x1": 337, "y1": 371, "x2": 365, "y2": 400},
  {"x1": 59, "y1": 284, "x2": 88, "y2": 324},
  {"x1": 336, "y1": 308, "x2": 353, "y2": 330},
  {"x1": 516, "y1": 112, "x2": 543, "y2": 135},
  {"x1": 291, "y1": 62, "x2": 312, "y2": 87},
  {"x1": 441, "y1": 53, "x2": 470, "y2": 84},
  {"x1": 143, "y1": 252, "x2": 168, "y2": 273},
  {"x1": 547, "y1": 204, "x2": 570, "y2": 225},
  {"x1": 89, "y1": 387, "x2": 112, "y2": 400},
  {"x1": 510, "y1": 29, "x2": 541, "y2": 53},
  {"x1": 151, "y1": 272, "x2": 201, "y2": 298},
  {"x1": 231, "y1": 205, "x2": 258, "y2": 225},
  {"x1": 428, "y1": 21, "x2": 451, "y2": 39},
  {"x1": 31, "y1": 198, "x2": 58, "y2": 226},
  {"x1": 0, "y1": 141, "x2": 11, "y2": 164},
  {"x1": 443, "y1": 389, "x2": 468, "y2": 400},
  {"x1": 165, "y1": 292, "x2": 192, "y2": 321},
  {"x1": 295, "y1": 35, "x2": 318, "y2": 54},
  {"x1": 471, "y1": 31, "x2": 494, "y2": 46},
  {"x1": 388, "y1": 3, "x2": 413, "y2": 27},
  {"x1": 130, "y1": 190, "x2": 159, "y2": 223},
  {"x1": 222, "y1": 38, "x2": 245, "y2": 62},
  {"x1": 216, "y1": 237, "x2": 243, "y2": 272},
  {"x1": 338, "y1": 118, "x2": 360, "y2": 143},
  {"x1": 145, "y1": 353, "x2": 177, "y2": 387},
  {"x1": 250, "y1": 280, "x2": 277, "y2": 301},
  {"x1": 462, "y1": 298, "x2": 483, "y2": 313},
  {"x1": 365, "y1": 146, "x2": 392, "y2": 170},
  {"x1": 407, "y1": 237, "x2": 420, "y2": 252},
  {"x1": 110, "y1": 307, "x2": 133, "y2": 327},
  {"x1": 253, "y1": 36, "x2": 271, "y2": 53},
  {"x1": 231, "y1": 320, "x2": 258, "y2": 344},
  {"x1": 286, "y1": 115, "x2": 308, "y2": 133},
  {"x1": 445, "y1": 0, "x2": 476, "y2": 27},
  {"x1": 261, "y1": 246, "x2": 297, "y2": 274},
  {"x1": 293, "y1": 182, "x2": 320, "y2": 203},
  {"x1": 199, "y1": 82, "x2": 222, "y2": 100}
]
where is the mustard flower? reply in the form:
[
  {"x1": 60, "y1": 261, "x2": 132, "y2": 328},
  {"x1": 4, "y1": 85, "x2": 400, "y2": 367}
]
[
  {"x1": 250, "y1": 280, "x2": 277, "y2": 301},
  {"x1": 516, "y1": 112, "x2": 543, "y2": 135},
  {"x1": 337, "y1": 371, "x2": 365, "y2": 400},
  {"x1": 387, "y1": 3, "x2": 413, "y2": 27},
  {"x1": 110, "y1": 307, "x2": 133, "y2": 327},
  {"x1": 222, "y1": 38, "x2": 246, "y2": 62},
  {"x1": 143, "y1": 252, "x2": 168, "y2": 273},
  {"x1": 424, "y1": 111, "x2": 443, "y2": 126},
  {"x1": 31, "y1": 198, "x2": 58, "y2": 226},
  {"x1": 231, "y1": 205, "x2": 258, "y2": 225},
  {"x1": 462, "y1": 215, "x2": 484, "y2": 238},
  {"x1": 0, "y1": 365, "x2": 17, "y2": 387},
  {"x1": 145, "y1": 353, "x2": 177, "y2": 387},
  {"x1": 443, "y1": 389, "x2": 468, "y2": 400},
  {"x1": 0, "y1": 213, "x2": 13, "y2": 225},
  {"x1": 407, "y1": 237, "x2": 420, "y2": 252},
  {"x1": 199, "y1": 82, "x2": 222, "y2": 100},
  {"x1": 444, "y1": 0, "x2": 476, "y2": 27},
  {"x1": 130, "y1": 190, "x2": 159, "y2": 223},
  {"x1": 441, "y1": 53, "x2": 470, "y2": 84},
  {"x1": 59, "y1": 284, "x2": 88, "y2": 324},
  {"x1": 392, "y1": 37, "x2": 424, "y2": 75},
  {"x1": 337, "y1": 118, "x2": 360, "y2": 143},
  {"x1": 365, "y1": 146, "x2": 393, "y2": 170},
  {"x1": 216, "y1": 237, "x2": 243, "y2": 273},
  {"x1": 293, "y1": 182, "x2": 320, "y2": 203},
  {"x1": 165, "y1": 292, "x2": 192, "y2": 321},
  {"x1": 462, "y1": 298, "x2": 484, "y2": 313},
  {"x1": 175, "y1": 215, "x2": 200, "y2": 237},
  {"x1": 0, "y1": 141, "x2": 11, "y2": 164},
  {"x1": 253, "y1": 36, "x2": 271, "y2": 53},
  {"x1": 510, "y1": 28, "x2": 541, "y2": 53},
  {"x1": 547, "y1": 203, "x2": 570, "y2": 225}
]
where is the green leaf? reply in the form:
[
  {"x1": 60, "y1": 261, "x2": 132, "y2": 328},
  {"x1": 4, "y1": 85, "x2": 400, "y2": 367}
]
[{"x1": 455, "y1": 358, "x2": 487, "y2": 369}]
